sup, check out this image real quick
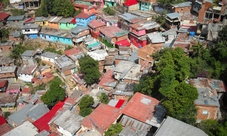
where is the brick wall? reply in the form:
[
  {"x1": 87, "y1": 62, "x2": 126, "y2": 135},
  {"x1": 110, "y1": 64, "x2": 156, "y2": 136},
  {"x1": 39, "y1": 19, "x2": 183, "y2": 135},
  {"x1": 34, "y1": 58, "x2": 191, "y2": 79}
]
[
  {"x1": 0, "y1": 72, "x2": 16, "y2": 79},
  {"x1": 196, "y1": 105, "x2": 218, "y2": 121},
  {"x1": 172, "y1": 6, "x2": 191, "y2": 14}
]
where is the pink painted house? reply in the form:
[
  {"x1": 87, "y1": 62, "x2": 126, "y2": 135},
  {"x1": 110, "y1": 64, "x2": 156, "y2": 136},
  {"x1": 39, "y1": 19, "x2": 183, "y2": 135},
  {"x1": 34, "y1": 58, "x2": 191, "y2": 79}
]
[
  {"x1": 129, "y1": 20, "x2": 160, "y2": 48},
  {"x1": 6, "y1": 84, "x2": 20, "y2": 94}
]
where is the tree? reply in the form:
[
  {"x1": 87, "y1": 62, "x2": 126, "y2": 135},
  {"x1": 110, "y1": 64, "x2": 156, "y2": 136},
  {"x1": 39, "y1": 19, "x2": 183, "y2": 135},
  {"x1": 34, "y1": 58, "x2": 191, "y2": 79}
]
[
  {"x1": 134, "y1": 75, "x2": 155, "y2": 95},
  {"x1": 154, "y1": 47, "x2": 191, "y2": 96},
  {"x1": 52, "y1": 0, "x2": 75, "y2": 17},
  {"x1": 105, "y1": 123, "x2": 123, "y2": 136},
  {"x1": 41, "y1": 77, "x2": 65, "y2": 108},
  {"x1": 0, "y1": 0, "x2": 9, "y2": 8},
  {"x1": 98, "y1": 93, "x2": 109, "y2": 104},
  {"x1": 197, "y1": 120, "x2": 219, "y2": 136},
  {"x1": 78, "y1": 95, "x2": 94, "y2": 117},
  {"x1": 78, "y1": 56, "x2": 101, "y2": 85},
  {"x1": 157, "y1": 0, "x2": 186, "y2": 5},
  {"x1": 103, "y1": 5, "x2": 115, "y2": 15},
  {"x1": 0, "y1": 28, "x2": 9, "y2": 42},
  {"x1": 162, "y1": 82, "x2": 198, "y2": 125},
  {"x1": 218, "y1": 25, "x2": 227, "y2": 42}
]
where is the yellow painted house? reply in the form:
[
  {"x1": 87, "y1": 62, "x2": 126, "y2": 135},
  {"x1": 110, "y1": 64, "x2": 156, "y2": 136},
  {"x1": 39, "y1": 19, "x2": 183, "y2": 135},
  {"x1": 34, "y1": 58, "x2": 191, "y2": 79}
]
[{"x1": 34, "y1": 17, "x2": 49, "y2": 26}]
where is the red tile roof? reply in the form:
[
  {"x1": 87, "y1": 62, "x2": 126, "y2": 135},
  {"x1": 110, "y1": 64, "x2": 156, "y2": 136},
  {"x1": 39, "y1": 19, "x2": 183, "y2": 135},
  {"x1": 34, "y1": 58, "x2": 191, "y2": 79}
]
[
  {"x1": 122, "y1": 92, "x2": 160, "y2": 123},
  {"x1": 124, "y1": 0, "x2": 138, "y2": 6},
  {"x1": 100, "y1": 26, "x2": 125, "y2": 38},
  {"x1": 21, "y1": 88, "x2": 30, "y2": 94},
  {"x1": 81, "y1": 103, "x2": 121, "y2": 134},
  {"x1": 88, "y1": 20, "x2": 105, "y2": 29},
  {"x1": 0, "y1": 80, "x2": 7, "y2": 88},
  {"x1": 64, "y1": 47, "x2": 82, "y2": 56},
  {"x1": 115, "y1": 39, "x2": 130, "y2": 47},
  {"x1": 0, "y1": 123, "x2": 11, "y2": 136},
  {"x1": 76, "y1": 12, "x2": 93, "y2": 19},
  {"x1": 0, "y1": 12, "x2": 10, "y2": 21},
  {"x1": 33, "y1": 100, "x2": 65, "y2": 132},
  {"x1": 0, "y1": 116, "x2": 6, "y2": 125},
  {"x1": 98, "y1": 69, "x2": 115, "y2": 87},
  {"x1": 43, "y1": 72, "x2": 54, "y2": 78}
]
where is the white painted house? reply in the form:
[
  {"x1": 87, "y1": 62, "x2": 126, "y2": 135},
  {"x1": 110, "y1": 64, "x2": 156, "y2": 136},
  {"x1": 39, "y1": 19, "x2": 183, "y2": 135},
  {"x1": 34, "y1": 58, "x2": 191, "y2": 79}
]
[
  {"x1": 22, "y1": 24, "x2": 41, "y2": 39},
  {"x1": 41, "y1": 52, "x2": 61, "y2": 65},
  {"x1": 9, "y1": 0, "x2": 22, "y2": 4},
  {"x1": 18, "y1": 64, "x2": 37, "y2": 82}
]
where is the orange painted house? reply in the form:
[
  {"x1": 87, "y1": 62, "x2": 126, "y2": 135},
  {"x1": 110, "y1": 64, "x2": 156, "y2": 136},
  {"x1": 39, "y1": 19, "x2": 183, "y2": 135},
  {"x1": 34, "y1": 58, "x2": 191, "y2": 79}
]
[
  {"x1": 74, "y1": 3, "x2": 99, "y2": 14},
  {"x1": 48, "y1": 16, "x2": 63, "y2": 29}
]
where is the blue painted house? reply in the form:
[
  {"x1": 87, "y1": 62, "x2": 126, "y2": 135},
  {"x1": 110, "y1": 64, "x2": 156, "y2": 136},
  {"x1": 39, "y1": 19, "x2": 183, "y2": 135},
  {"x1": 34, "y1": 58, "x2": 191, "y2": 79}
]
[
  {"x1": 39, "y1": 28, "x2": 73, "y2": 45},
  {"x1": 75, "y1": 12, "x2": 95, "y2": 26},
  {"x1": 58, "y1": 17, "x2": 76, "y2": 30}
]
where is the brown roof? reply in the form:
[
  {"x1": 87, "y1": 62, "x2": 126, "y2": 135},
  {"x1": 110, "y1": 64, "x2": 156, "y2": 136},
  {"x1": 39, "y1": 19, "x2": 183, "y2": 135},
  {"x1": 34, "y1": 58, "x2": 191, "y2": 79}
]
[
  {"x1": 64, "y1": 47, "x2": 82, "y2": 56},
  {"x1": 0, "y1": 93, "x2": 17, "y2": 105},
  {"x1": 81, "y1": 103, "x2": 121, "y2": 134},
  {"x1": 76, "y1": 12, "x2": 94, "y2": 19},
  {"x1": 122, "y1": 92, "x2": 160, "y2": 123},
  {"x1": 100, "y1": 26, "x2": 126, "y2": 38},
  {"x1": 0, "y1": 123, "x2": 11, "y2": 136},
  {"x1": 88, "y1": 20, "x2": 105, "y2": 29},
  {"x1": 0, "y1": 80, "x2": 7, "y2": 88},
  {"x1": 138, "y1": 44, "x2": 158, "y2": 62}
]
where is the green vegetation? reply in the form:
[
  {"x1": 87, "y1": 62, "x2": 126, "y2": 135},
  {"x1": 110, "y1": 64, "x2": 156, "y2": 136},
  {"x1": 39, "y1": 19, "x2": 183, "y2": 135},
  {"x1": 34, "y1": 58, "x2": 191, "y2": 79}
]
[
  {"x1": 154, "y1": 10, "x2": 167, "y2": 26},
  {"x1": 10, "y1": 9, "x2": 25, "y2": 16},
  {"x1": 0, "y1": 28, "x2": 9, "y2": 42},
  {"x1": 78, "y1": 95, "x2": 94, "y2": 117},
  {"x1": 41, "y1": 77, "x2": 65, "y2": 108},
  {"x1": 10, "y1": 43, "x2": 35, "y2": 66},
  {"x1": 0, "y1": 0, "x2": 9, "y2": 8},
  {"x1": 3, "y1": 112, "x2": 11, "y2": 119},
  {"x1": 65, "y1": 45, "x2": 74, "y2": 51},
  {"x1": 98, "y1": 92, "x2": 109, "y2": 104},
  {"x1": 103, "y1": 5, "x2": 115, "y2": 15},
  {"x1": 157, "y1": 0, "x2": 186, "y2": 5},
  {"x1": 197, "y1": 120, "x2": 227, "y2": 136},
  {"x1": 105, "y1": 123, "x2": 123, "y2": 136},
  {"x1": 162, "y1": 82, "x2": 198, "y2": 125},
  {"x1": 36, "y1": 0, "x2": 75, "y2": 17},
  {"x1": 78, "y1": 56, "x2": 101, "y2": 85},
  {"x1": 101, "y1": 39, "x2": 115, "y2": 48},
  {"x1": 44, "y1": 46, "x2": 62, "y2": 55}
]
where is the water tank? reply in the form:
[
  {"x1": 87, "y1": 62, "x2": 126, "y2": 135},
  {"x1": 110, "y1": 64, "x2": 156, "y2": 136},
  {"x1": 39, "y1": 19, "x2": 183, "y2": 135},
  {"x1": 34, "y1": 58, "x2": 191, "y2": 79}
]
[{"x1": 189, "y1": 31, "x2": 195, "y2": 37}]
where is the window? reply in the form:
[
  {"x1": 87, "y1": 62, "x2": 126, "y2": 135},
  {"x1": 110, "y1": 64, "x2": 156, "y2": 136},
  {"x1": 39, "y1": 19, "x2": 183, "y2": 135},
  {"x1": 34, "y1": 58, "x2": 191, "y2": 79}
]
[
  {"x1": 202, "y1": 110, "x2": 208, "y2": 115},
  {"x1": 25, "y1": 29, "x2": 30, "y2": 32}
]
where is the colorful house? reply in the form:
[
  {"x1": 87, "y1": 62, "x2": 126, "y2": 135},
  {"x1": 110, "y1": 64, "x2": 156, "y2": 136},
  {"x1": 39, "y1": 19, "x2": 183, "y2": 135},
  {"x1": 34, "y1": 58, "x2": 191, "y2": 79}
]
[
  {"x1": 34, "y1": 17, "x2": 48, "y2": 26},
  {"x1": 22, "y1": 24, "x2": 41, "y2": 39},
  {"x1": 47, "y1": 16, "x2": 63, "y2": 29},
  {"x1": 123, "y1": 0, "x2": 139, "y2": 12},
  {"x1": 139, "y1": 0, "x2": 156, "y2": 11},
  {"x1": 118, "y1": 13, "x2": 145, "y2": 31},
  {"x1": 58, "y1": 17, "x2": 76, "y2": 30},
  {"x1": 76, "y1": 12, "x2": 95, "y2": 26},
  {"x1": 71, "y1": 26, "x2": 90, "y2": 45},
  {"x1": 99, "y1": 26, "x2": 130, "y2": 47},
  {"x1": 88, "y1": 20, "x2": 106, "y2": 38},
  {"x1": 40, "y1": 28, "x2": 73, "y2": 45},
  {"x1": 104, "y1": 0, "x2": 117, "y2": 7},
  {"x1": 74, "y1": 3, "x2": 99, "y2": 14},
  {"x1": 129, "y1": 21, "x2": 160, "y2": 48}
]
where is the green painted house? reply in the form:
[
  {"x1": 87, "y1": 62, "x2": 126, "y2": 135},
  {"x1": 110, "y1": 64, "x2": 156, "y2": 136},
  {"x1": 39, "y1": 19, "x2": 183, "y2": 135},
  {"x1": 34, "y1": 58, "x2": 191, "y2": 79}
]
[{"x1": 59, "y1": 18, "x2": 76, "y2": 30}]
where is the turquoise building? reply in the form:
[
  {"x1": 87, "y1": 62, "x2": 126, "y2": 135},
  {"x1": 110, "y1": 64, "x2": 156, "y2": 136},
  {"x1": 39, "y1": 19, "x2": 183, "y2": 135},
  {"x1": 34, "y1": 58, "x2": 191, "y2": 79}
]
[
  {"x1": 104, "y1": 0, "x2": 117, "y2": 7},
  {"x1": 59, "y1": 18, "x2": 76, "y2": 30},
  {"x1": 139, "y1": 1, "x2": 152, "y2": 11},
  {"x1": 39, "y1": 28, "x2": 73, "y2": 45}
]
